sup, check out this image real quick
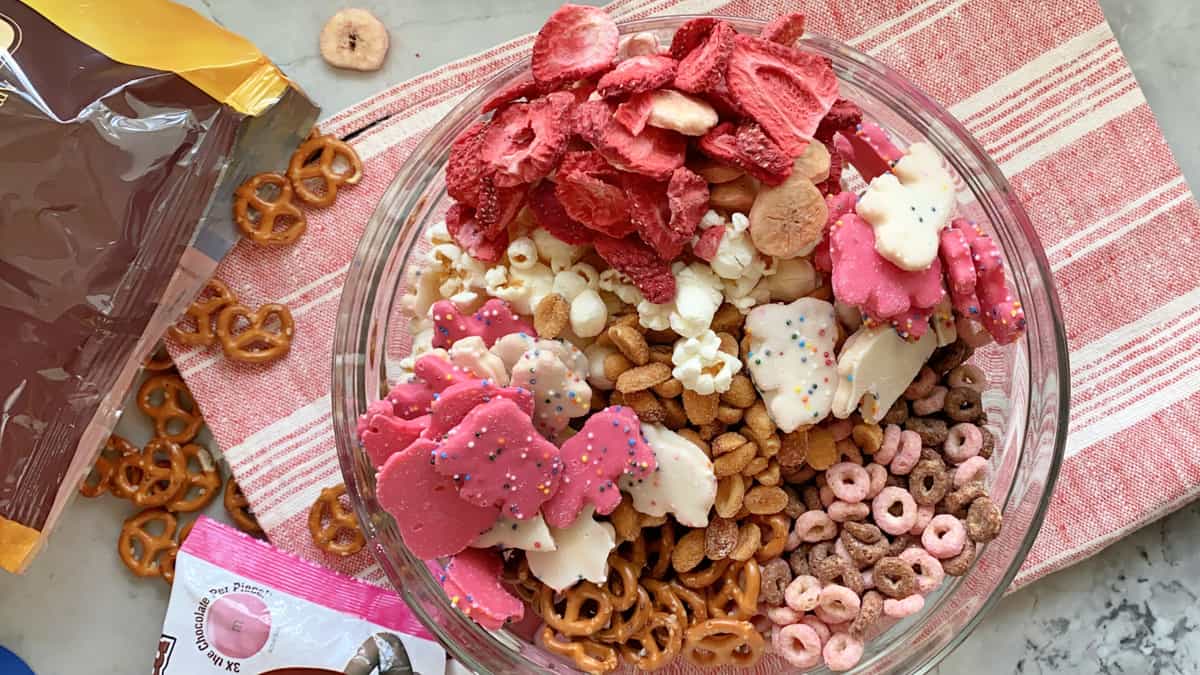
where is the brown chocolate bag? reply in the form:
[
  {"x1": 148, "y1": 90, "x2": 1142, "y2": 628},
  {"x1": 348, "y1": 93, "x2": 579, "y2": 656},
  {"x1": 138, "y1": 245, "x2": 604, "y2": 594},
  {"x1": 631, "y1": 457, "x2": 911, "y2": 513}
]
[{"x1": 0, "y1": 0, "x2": 318, "y2": 572}]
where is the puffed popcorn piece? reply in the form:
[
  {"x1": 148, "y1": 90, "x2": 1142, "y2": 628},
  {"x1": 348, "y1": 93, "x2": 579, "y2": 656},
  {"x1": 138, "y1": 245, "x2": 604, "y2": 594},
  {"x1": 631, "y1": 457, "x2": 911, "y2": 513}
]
[
  {"x1": 619, "y1": 423, "x2": 717, "y2": 527},
  {"x1": 484, "y1": 262, "x2": 554, "y2": 315},
  {"x1": 531, "y1": 227, "x2": 585, "y2": 273},
  {"x1": 672, "y1": 329, "x2": 741, "y2": 395},
  {"x1": 637, "y1": 298, "x2": 673, "y2": 331},
  {"x1": 599, "y1": 268, "x2": 644, "y2": 306},
  {"x1": 552, "y1": 262, "x2": 600, "y2": 301},
  {"x1": 670, "y1": 261, "x2": 724, "y2": 338},
  {"x1": 506, "y1": 236, "x2": 538, "y2": 270},
  {"x1": 569, "y1": 288, "x2": 608, "y2": 338},
  {"x1": 526, "y1": 505, "x2": 615, "y2": 591},
  {"x1": 708, "y1": 212, "x2": 761, "y2": 280}
]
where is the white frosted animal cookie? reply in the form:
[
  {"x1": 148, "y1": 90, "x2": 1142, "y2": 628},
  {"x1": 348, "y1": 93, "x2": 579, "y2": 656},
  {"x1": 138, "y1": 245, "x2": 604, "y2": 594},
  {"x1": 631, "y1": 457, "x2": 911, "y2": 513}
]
[
  {"x1": 744, "y1": 298, "x2": 839, "y2": 432},
  {"x1": 832, "y1": 324, "x2": 937, "y2": 423},
  {"x1": 448, "y1": 336, "x2": 509, "y2": 385},
  {"x1": 510, "y1": 349, "x2": 591, "y2": 437},
  {"x1": 526, "y1": 506, "x2": 615, "y2": 591},
  {"x1": 671, "y1": 329, "x2": 740, "y2": 395},
  {"x1": 619, "y1": 423, "x2": 717, "y2": 527},
  {"x1": 490, "y1": 333, "x2": 588, "y2": 380},
  {"x1": 856, "y1": 142, "x2": 956, "y2": 271},
  {"x1": 473, "y1": 514, "x2": 556, "y2": 552}
]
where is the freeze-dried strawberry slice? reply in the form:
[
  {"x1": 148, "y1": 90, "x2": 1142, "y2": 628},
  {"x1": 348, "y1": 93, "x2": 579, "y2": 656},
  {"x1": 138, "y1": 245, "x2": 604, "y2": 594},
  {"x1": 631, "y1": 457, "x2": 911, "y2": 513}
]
[
  {"x1": 665, "y1": 166, "x2": 708, "y2": 254},
  {"x1": 761, "y1": 13, "x2": 807, "y2": 46},
  {"x1": 593, "y1": 235, "x2": 676, "y2": 303},
  {"x1": 475, "y1": 173, "x2": 526, "y2": 237},
  {"x1": 817, "y1": 139, "x2": 843, "y2": 195},
  {"x1": 597, "y1": 55, "x2": 678, "y2": 97},
  {"x1": 669, "y1": 17, "x2": 720, "y2": 59},
  {"x1": 447, "y1": 122, "x2": 488, "y2": 207},
  {"x1": 482, "y1": 91, "x2": 574, "y2": 187},
  {"x1": 532, "y1": 4, "x2": 619, "y2": 86},
  {"x1": 675, "y1": 20, "x2": 735, "y2": 94},
  {"x1": 815, "y1": 98, "x2": 863, "y2": 142},
  {"x1": 446, "y1": 202, "x2": 509, "y2": 264},
  {"x1": 698, "y1": 121, "x2": 792, "y2": 186},
  {"x1": 556, "y1": 151, "x2": 633, "y2": 237},
  {"x1": 528, "y1": 180, "x2": 594, "y2": 245},
  {"x1": 692, "y1": 224, "x2": 725, "y2": 262},
  {"x1": 574, "y1": 100, "x2": 686, "y2": 181},
  {"x1": 481, "y1": 72, "x2": 543, "y2": 114},
  {"x1": 614, "y1": 92, "x2": 654, "y2": 135},
  {"x1": 726, "y1": 34, "x2": 839, "y2": 156},
  {"x1": 621, "y1": 174, "x2": 675, "y2": 258}
]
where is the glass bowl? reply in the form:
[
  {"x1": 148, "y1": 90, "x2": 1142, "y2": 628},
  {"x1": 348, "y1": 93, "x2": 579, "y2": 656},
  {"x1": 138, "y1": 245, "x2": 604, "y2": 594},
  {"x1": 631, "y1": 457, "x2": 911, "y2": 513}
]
[{"x1": 332, "y1": 14, "x2": 1070, "y2": 674}]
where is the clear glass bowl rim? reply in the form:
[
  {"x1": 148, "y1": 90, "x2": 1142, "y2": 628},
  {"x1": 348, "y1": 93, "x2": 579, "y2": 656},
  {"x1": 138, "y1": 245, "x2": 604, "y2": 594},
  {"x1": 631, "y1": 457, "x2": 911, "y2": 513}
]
[{"x1": 332, "y1": 14, "x2": 1071, "y2": 674}]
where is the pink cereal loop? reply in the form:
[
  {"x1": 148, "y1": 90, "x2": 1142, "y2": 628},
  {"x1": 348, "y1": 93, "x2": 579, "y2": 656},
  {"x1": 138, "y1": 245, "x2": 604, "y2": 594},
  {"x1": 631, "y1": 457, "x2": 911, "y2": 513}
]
[
  {"x1": 861, "y1": 568, "x2": 874, "y2": 589},
  {"x1": 922, "y1": 514, "x2": 967, "y2": 559},
  {"x1": 785, "y1": 526, "x2": 804, "y2": 552},
  {"x1": 872, "y1": 486, "x2": 918, "y2": 535},
  {"x1": 909, "y1": 503, "x2": 935, "y2": 536},
  {"x1": 767, "y1": 605, "x2": 801, "y2": 625},
  {"x1": 900, "y1": 547, "x2": 945, "y2": 594},
  {"x1": 883, "y1": 594, "x2": 925, "y2": 618},
  {"x1": 775, "y1": 623, "x2": 823, "y2": 669},
  {"x1": 819, "y1": 485, "x2": 836, "y2": 507},
  {"x1": 889, "y1": 430, "x2": 922, "y2": 475},
  {"x1": 823, "y1": 632, "x2": 866, "y2": 672},
  {"x1": 875, "y1": 424, "x2": 902, "y2": 465},
  {"x1": 903, "y1": 366, "x2": 937, "y2": 400},
  {"x1": 912, "y1": 385, "x2": 948, "y2": 416},
  {"x1": 956, "y1": 316, "x2": 993, "y2": 348},
  {"x1": 829, "y1": 500, "x2": 870, "y2": 523},
  {"x1": 785, "y1": 574, "x2": 822, "y2": 612},
  {"x1": 794, "y1": 510, "x2": 838, "y2": 542},
  {"x1": 800, "y1": 615, "x2": 832, "y2": 645},
  {"x1": 954, "y1": 456, "x2": 990, "y2": 488},
  {"x1": 828, "y1": 418, "x2": 853, "y2": 441},
  {"x1": 834, "y1": 537, "x2": 851, "y2": 562},
  {"x1": 944, "y1": 423, "x2": 983, "y2": 463},
  {"x1": 818, "y1": 584, "x2": 861, "y2": 623},
  {"x1": 865, "y1": 463, "x2": 887, "y2": 498},
  {"x1": 826, "y1": 462, "x2": 871, "y2": 503}
]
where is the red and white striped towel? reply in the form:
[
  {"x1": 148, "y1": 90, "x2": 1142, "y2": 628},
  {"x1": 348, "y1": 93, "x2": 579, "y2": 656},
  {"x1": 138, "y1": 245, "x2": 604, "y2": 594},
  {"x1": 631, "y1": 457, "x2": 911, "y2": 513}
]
[{"x1": 168, "y1": 0, "x2": 1200, "y2": 594}]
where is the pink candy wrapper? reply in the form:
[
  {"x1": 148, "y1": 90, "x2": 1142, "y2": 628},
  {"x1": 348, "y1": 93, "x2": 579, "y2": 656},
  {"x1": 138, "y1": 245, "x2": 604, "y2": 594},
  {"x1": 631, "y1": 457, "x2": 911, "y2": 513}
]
[{"x1": 155, "y1": 517, "x2": 445, "y2": 674}]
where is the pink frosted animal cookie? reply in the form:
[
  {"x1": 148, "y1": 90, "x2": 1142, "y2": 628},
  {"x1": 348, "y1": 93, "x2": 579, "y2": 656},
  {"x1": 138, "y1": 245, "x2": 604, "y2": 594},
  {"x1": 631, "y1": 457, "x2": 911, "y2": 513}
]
[
  {"x1": 377, "y1": 438, "x2": 500, "y2": 559},
  {"x1": 357, "y1": 399, "x2": 395, "y2": 436},
  {"x1": 383, "y1": 352, "x2": 472, "y2": 418},
  {"x1": 542, "y1": 406, "x2": 657, "y2": 528},
  {"x1": 938, "y1": 226, "x2": 980, "y2": 317},
  {"x1": 427, "y1": 379, "x2": 534, "y2": 439},
  {"x1": 432, "y1": 397, "x2": 563, "y2": 520},
  {"x1": 954, "y1": 220, "x2": 1026, "y2": 344},
  {"x1": 430, "y1": 298, "x2": 535, "y2": 349},
  {"x1": 362, "y1": 413, "x2": 431, "y2": 468},
  {"x1": 833, "y1": 121, "x2": 903, "y2": 183},
  {"x1": 830, "y1": 212, "x2": 944, "y2": 327},
  {"x1": 439, "y1": 548, "x2": 524, "y2": 630},
  {"x1": 813, "y1": 191, "x2": 857, "y2": 274}
]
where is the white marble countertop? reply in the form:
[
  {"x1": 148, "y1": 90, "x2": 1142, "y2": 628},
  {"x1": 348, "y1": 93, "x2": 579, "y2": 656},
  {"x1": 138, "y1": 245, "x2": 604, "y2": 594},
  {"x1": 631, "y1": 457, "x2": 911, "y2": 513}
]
[{"x1": 3, "y1": 1, "x2": 1200, "y2": 673}]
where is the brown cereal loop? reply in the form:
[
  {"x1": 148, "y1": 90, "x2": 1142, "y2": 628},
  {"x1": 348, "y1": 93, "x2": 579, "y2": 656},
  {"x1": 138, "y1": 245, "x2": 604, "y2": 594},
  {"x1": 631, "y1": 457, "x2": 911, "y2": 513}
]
[
  {"x1": 759, "y1": 558, "x2": 792, "y2": 606},
  {"x1": 966, "y1": 496, "x2": 1003, "y2": 543},
  {"x1": 942, "y1": 538, "x2": 977, "y2": 576},
  {"x1": 217, "y1": 302, "x2": 295, "y2": 364},
  {"x1": 851, "y1": 590, "x2": 884, "y2": 639},
  {"x1": 945, "y1": 386, "x2": 984, "y2": 422},
  {"x1": 537, "y1": 582, "x2": 614, "y2": 637},
  {"x1": 137, "y1": 374, "x2": 203, "y2": 444},
  {"x1": 169, "y1": 278, "x2": 238, "y2": 346},
  {"x1": 682, "y1": 619, "x2": 765, "y2": 669},
  {"x1": 788, "y1": 548, "x2": 811, "y2": 577},
  {"x1": 929, "y1": 340, "x2": 972, "y2": 375},
  {"x1": 872, "y1": 556, "x2": 918, "y2": 598},
  {"x1": 905, "y1": 416, "x2": 949, "y2": 447},
  {"x1": 881, "y1": 397, "x2": 909, "y2": 425},
  {"x1": 841, "y1": 521, "x2": 889, "y2": 568},
  {"x1": 886, "y1": 533, "x2": 916, "y2": 557},
  {"x1": 308, "y1": 484, "x2": 366, "y2": 556},
  {"x1": 813, "y1": 555, "x2": 864, "y2": 594},
  {"x1": 234, "y1": 172, "x2": 307, "y2": 245},
  {"x1": 909, "y1": 459, "x2": 951, "y2": 506},
  {"x1": 287, "y1": 135, "x2": 363, "y2": 208},
  {"x1": 705, "y1": 517, "x2": 739, "y2": 560},
  {"x1": 979, "y1": 427, "x2": 996, "y2": 459},
  {"x1": 224, "y1": 479, "x2": 263, "y2": 535},
  {"x1": 943, "y1": 481, "x2": 988, "y2": 518}
]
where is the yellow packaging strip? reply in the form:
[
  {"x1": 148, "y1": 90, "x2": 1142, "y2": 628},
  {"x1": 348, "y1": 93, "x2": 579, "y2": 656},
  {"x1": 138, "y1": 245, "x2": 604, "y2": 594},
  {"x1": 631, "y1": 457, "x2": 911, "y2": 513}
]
[{"x1": 0, "y1": 516, "x2": 40, "y2": 574}]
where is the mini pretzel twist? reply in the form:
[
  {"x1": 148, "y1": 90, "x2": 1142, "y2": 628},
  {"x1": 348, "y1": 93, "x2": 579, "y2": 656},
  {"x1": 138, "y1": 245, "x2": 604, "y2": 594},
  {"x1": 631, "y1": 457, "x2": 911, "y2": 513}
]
[
  {"x1": 169, "y1": 278, "x2": 238, "y2": 346},
  {"x1": 677, "y1": 558, "x2": 731, "y2": 590},
  {"x1": 224, "y1": 480, "x2": 263, "y2": 535},
  {"x1": 538, "y1": 626, "x2": 619, "y2": 674},
  {"x1": 287, "y1": 135, "x2": 363, "y2": 208},
  {"x1": 618, "y1": 611, "x2": 684, "y2": 671},
  {"x1": 604, "y1": 552, "x2": 643, "y2": 612},
  {"x1": 681, "y1": 618, "x2": 766, "y2": 669},
  {"x1": 643, "y1": 523, "x2": 676, "y2": 580},
  {"x1": 596, "y1": 584, "x2": 651, "y2": 644},
  {"x1": 308, "y1": 484, "x2": 366, "y2": 556},
  {"x1": 754, "y1": 513, "x2": 792, "y2": 562},
  {"x1": 165, "y1": 443, "x2": 222, "y2": 513},
  {"x1": 705, "y1": 559, "x2": 761, "y2": 621},
  {"x1": 502, "y1": 554, "x2": 543, "y2": 604},
  {"x1": 143, "y1": 342, "x2": 175, "y2": 371},
  {"x1": 216, "y1": 302, "x2": 295, "y2": 363},
  {"x1": 536, "y1": 582, "x2": 614, "y2": 637},
  {"x1": 118, "y1": 508, "x2": 178, "y2": 577},
  {"x1": 667, "y1": 580, "x2": 710, "y2": 627},
  {"x1": 137, "y1": 374, "x2": 203, "y2": 444},
  {"x1": 158, "y1": 520, "x2": 195, "y2": 585},
  {"x1": 113, "y1": 439, "x2": 188, "y2": 508},
  {"x1": 81, "y1": 435, "x2": 139, "y2": 498},
  {"x1": 233, "y1": 172, "x2": 307, "y2": 245}
]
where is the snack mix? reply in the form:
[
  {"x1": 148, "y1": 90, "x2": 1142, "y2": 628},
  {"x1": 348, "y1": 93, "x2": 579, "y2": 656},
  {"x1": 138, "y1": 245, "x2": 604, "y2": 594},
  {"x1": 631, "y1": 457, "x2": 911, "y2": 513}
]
[{"x1": 366, "y1": 7, "x2": 1024, "y2": 673}]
